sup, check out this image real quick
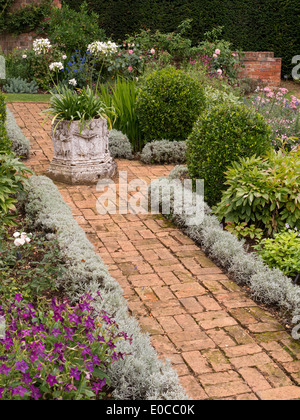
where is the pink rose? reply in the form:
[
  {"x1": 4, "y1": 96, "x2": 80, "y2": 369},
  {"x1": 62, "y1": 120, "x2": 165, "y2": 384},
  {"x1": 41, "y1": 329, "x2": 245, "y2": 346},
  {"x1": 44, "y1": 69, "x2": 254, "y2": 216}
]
[
  {"x1": 215, "y1": 49, "x2": 221, "y2": 55},
  {"x1": 150, "y1": 48, "x2": 155, "y2": 54},
  {"x1": 128, "y1": 66, "x2": 133, "y2": 71},
  {"x1": 128, "y1": 49, "x2": 134, "y2": 54},
  {"x1": 213, "y1": 53, "x2": 218, "y2": 59},
  {"x1": 217, "y1": 68, "x2": 223, "y2": 76}
]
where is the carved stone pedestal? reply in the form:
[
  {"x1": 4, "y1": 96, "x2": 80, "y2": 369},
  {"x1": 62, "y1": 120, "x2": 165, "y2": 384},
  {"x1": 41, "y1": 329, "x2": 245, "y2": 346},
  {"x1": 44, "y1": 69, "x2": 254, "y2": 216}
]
[{"x1": 47, "y1": 118, "x2": 117, "y2": 185}]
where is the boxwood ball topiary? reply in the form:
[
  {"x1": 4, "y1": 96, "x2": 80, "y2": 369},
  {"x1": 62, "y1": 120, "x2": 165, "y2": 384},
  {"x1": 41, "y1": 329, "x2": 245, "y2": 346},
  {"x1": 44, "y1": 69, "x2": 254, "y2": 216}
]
[
  {"x1": 137, "y1": 67, "x2": 206, "y2": 142},
  {"x1": 187, "y1": 103, "x2": 272, "y2": 207}
]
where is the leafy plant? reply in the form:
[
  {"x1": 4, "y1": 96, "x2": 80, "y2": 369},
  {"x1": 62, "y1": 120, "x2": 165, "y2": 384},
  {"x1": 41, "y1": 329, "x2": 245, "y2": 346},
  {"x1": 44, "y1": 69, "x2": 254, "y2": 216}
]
[
  {"x1": 0, "y1": 227, "x2": 65, "y2": 299},
  {"x1": 0, "y1": 153, "x2": 32, "y2": 226},
  {"x1": 187, "y1": 103, "x2": 272, "y2": 207},
  {"x1": 213, "y1": 148, "x2": 300, "y2": 236},
  {"x1": 0, "y1": 91, "x2": 12, "y2": 153},
  {"x1": 42, "y1": 2, "x2": 106, "y2": 54},
  {"x1": 0, "y1": 293, "x2": 130, "y2": 400},
  {"x1": 44, "y1": 86, "x2": 110, "y2": 130},
  {"x1": 3, "y1": 77, "x2": 38, "y2": 94},
  {"x1": 254, "y1": 229, "x2": 300, "y2": 278},
  {"x1": 98, "y1": 77, "x2": 142, "y2": 152},
  {"x1": 225, "y1": 222, "x2": 263, "y2": 243},
  {"x1": 137, "y1": 67, "x2": 205, "y2": 142}
]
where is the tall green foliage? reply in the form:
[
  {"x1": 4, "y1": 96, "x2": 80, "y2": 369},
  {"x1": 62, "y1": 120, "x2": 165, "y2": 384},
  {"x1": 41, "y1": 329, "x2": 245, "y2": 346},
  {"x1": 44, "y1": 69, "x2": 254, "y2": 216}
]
[
  {"x1": 0, "y1": 91, "x2": 12, "y2": 153},
  {"x1": 63, "y1": 0, "x2": 300, "y2": 75},
  {"x1": 98, "y1": 77, "x2": 143, "y2": 152}
]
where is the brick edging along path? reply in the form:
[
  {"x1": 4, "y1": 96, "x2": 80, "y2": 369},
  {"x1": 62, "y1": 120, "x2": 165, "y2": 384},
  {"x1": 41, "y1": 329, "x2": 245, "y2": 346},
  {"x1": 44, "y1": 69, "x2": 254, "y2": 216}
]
[{"x1": 8, "y1": 102, "x2": 300, "y2": 400}]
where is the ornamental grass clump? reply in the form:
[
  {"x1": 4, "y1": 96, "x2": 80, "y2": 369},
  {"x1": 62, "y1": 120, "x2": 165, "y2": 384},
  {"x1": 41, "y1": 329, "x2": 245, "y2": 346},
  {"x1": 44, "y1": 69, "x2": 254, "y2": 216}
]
[{"x1": 0, "y1": 293, "x2": 131, "y2": 400}]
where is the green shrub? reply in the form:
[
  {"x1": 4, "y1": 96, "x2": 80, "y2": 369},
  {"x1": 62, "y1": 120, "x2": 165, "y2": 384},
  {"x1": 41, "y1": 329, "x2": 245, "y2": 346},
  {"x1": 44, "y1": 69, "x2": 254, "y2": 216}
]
[
  {"x1": 213, "y1": 149, "x2": 300, "y2": 236},
  {"x1": 137, "y1": 67, "x2": 205, "y2": 142},
  {"x1": 0, "y1": 153, "x2": 32, "y2": 226},
  {"x1": 254, "y1": 229, "x2": 300, "y2": 278},
  {"x1": 0, "y1": 91, "x2": 12, "y2": 153},
  {"x1": 187, "y1": 103, "x2": 272, "y2": 207},
  {"x1": 45, "y1": 2, "x2": 106, "y2": 54}
]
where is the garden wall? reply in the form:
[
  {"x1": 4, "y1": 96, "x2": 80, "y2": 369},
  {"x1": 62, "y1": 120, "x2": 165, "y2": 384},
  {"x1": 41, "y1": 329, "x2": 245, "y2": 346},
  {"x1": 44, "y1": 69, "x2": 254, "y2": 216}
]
[
  {"x1": 239, "y1": 52, "x2": 282, "y2": 87},
  {"x1": 0, "y1": 0, "x2": 61, "y2": 52}
]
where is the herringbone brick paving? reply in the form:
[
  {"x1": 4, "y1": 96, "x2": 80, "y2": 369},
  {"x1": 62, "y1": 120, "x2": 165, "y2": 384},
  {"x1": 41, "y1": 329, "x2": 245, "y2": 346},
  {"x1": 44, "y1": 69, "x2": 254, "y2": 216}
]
[{"x1": 8, "y1": 102, "x2": 300, "y2": 400}]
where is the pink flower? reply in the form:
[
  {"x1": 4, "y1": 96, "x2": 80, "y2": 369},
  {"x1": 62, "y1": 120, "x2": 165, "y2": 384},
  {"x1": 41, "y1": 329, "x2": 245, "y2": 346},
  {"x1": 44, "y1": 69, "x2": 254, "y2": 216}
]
[
  {"x1": 150, "y1": 48, "x2": 155, "y2": 54},
  {"x1": 128, "y1": 66, "x2": 133, "y2": 71},
  {"x1": 215, "y1": 49, "x2": 221, "y2": 55},
  {"x1": 216, "y1": 68, "x2": 223, "y2": 76},
  {"x1": 232, "y1": 53, "x2": 236, "y2": 57},
  {"x1": 128, "y1": 49, "x2": 133, "y2": 54},
  {"x1": 213, "y1": 54, "x2": 218, "y2": 59}
]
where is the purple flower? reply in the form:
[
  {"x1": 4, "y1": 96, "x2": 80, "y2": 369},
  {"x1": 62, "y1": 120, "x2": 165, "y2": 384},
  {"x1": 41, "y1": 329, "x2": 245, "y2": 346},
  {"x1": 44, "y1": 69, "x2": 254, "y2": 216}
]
[
  {"x1": 29, "y1": 384, "x2": 41, "y2": 400},
  {"x1": 70, "y1": 367, "x2": 81, "y2": 381},
  {"x1": 14, "y1": 293, "x2": 23, "y2": 303},
  {"x1": 46, "y1": 374, "x2": 58, "y2": 387},
  {"x1": 16, "y1": 360, "x2": 29, "y2": 374},
  {"x1": 0, "y1": 364, "x2": 11, "y2": 375},
  {"x1": 92, "y1": 378, "x2": 106, "y2": 394},
  {"x1": 22, "y1": 372, "x2": 32, "y2": 386},
  {"x1": 51, "y1": 328, "x2": 61, "y2": 338},
  {"x1": 12, "y1": 385, "x2": 28, "y2": 397},
  {"x1": 0, "y1": 388, "x2": 4, "y2": 399},
  {"x1": 53, "y1": 342, "x2": 63, "y2": 353}
]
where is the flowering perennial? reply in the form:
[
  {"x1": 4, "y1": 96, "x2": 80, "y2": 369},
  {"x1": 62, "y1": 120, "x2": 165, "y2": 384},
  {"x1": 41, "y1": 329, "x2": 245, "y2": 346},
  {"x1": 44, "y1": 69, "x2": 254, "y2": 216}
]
[
  {"x1": 0, "y1": 293, "x2": 131, "y2": 400},
  {"x1": 32, "y1": 38, "x2": 52, "y2": 55},
  {"x1": 87, "y1": 41, "x2": 118, "y2": 57}
]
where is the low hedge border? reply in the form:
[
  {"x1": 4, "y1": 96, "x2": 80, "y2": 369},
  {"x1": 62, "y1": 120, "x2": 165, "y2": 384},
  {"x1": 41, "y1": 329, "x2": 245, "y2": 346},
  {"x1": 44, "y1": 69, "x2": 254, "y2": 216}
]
[
  {"x1": 23, "y1": 175, "x2": 188, "y2": 400},
  {"x1": 140, "y1": 140, "x2": 187, "y2": 165},
  {"x1": 150, "y1": 166, "x2": 300, "y2": 331},
  {"x1": 6, "y1": 106, "x2": 30, "y2": 158}
]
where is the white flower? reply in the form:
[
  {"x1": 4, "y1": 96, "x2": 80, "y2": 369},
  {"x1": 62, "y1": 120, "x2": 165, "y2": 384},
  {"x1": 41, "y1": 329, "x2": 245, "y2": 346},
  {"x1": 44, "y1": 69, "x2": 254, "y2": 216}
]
[
  {"x1": 87, "y1": 40, "x2": 118, "y2": 57},
  {"x1": 33, "y1": 38, "x2": 51, "y2": 55},
  {"x1": 68, "y1": 78, "x2": 77, "y2": 87},
  {"x1": 62, "y1": 54, "x2": 67, "y2": 60},
  {"x1": 49, "y1": 62, "x2": 64, "y2": 72},
  {"x1": 22, "y1": 54, "x2": 27, "y2": 59},
  {"x1": 14, "y1": 238, "x2": 26, "y2": 247},
  {"x1": 14, "y1": 232, "x2": 32, "y2": 246}
]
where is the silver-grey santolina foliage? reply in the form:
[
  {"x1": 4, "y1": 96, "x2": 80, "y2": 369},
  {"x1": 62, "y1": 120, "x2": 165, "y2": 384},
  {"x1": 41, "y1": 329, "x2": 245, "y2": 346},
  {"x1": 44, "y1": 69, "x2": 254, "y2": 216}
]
[
  {"x1": 141, "y1": 140, "x2": 187, "y2": 165},
  {"x1": 108, "y1": 129, "x2": 134, "y2": 160},
  {"x1": 6, "y1": 106, "x2": 30, "y2": 158},
  {"x1": 150, "y1": 166, "x2": 300, "y2": 325},
  {"x1": 23, "y1": 175, "x2": 188, "y2": 400}
]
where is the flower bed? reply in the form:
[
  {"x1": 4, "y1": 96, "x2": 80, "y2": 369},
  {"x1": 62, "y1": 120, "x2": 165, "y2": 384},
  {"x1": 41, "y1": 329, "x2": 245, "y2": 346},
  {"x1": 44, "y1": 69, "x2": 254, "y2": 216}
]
[{"x1": 20, "y1": 175, "x2": 187, "y2": 400}]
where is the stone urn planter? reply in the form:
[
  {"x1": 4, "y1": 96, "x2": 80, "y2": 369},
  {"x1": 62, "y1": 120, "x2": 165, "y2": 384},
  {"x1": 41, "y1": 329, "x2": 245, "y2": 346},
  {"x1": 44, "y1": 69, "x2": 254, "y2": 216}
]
[{"x1": 47, "y1": 117, "x2": 117, "y2": 185}]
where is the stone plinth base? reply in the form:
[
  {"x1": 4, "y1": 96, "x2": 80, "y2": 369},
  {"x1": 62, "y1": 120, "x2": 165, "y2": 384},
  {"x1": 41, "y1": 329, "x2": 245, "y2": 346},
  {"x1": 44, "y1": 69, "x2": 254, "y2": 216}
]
[{"x1": 47, "y1": 157, "x2": 117, "y2": 185}]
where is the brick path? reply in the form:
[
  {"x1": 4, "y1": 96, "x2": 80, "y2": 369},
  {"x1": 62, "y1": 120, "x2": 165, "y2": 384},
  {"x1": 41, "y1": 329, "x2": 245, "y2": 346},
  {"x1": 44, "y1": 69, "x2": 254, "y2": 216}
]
[{"x1": 8, "y1": 102, "x2": 300, "y2": 400}]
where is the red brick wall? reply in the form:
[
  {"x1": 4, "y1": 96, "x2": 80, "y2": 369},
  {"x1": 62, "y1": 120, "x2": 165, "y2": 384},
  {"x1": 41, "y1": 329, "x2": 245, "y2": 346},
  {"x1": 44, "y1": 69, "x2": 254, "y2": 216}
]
[
  {"x1": 239, "y1": 51, "x2": 282, "y2": 87},
  {"x1": 0, "y1": 0, "x2": 61, "y2": 52}
]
